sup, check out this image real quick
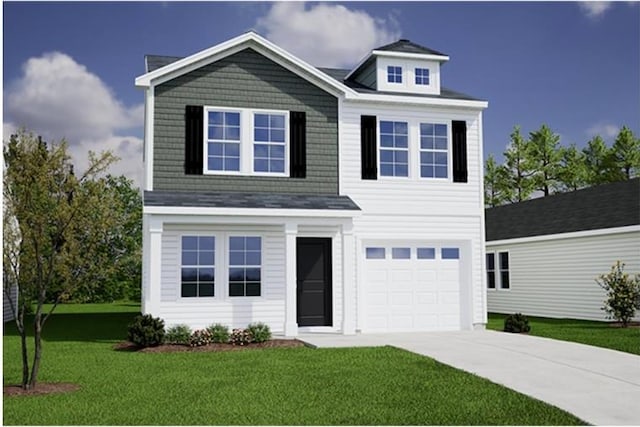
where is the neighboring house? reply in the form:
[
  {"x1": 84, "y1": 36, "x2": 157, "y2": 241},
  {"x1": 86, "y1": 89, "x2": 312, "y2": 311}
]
[
  {"x1": 135, "y1": 31, "x2": 488, "y2": 335},
  {"x1": 486, "y1": 178, "x2": 640, "y2": 321},
  {"x1": 3, "y1": 285, "x2": 18, "y2": 323}
]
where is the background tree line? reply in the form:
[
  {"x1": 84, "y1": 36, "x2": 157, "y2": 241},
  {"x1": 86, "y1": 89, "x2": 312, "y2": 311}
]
[{"x1": 484, "y1": 124, "x2": 640, "y2": 207}]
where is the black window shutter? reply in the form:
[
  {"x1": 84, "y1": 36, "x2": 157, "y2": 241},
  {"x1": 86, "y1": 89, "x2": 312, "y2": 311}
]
[
  {"x1": 289, "y1": 111, "x2": 306, "y2": 178},
  {"x1": 452, "y1": 120, "x2": 468, "y2": 183},
  {"x1": 361, "y1": 115, "x2": 377, "y2": 180},
  {"x1": 184, "y1": 105, "x2": 203, "y2": 175}
]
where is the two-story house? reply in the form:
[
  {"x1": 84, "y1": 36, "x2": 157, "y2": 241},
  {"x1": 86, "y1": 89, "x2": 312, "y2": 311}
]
[{"x1": 135, "y1": 31, "x2": 488, "y2": 336}]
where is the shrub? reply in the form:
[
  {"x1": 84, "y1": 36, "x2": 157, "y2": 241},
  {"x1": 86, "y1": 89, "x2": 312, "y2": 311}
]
[
  {"x1": 597, "y1": 261, "x2": 640, "y2": 327},
  {"x1": 165, "y1": 324, "x2": 192, "y2": 345},
  {"x1": 190, "y1": 329, "x2": 213, "y2": 347},
  {"x1": 207, "y1": 323, "x2": 230, "y2": 343},
  {"x1": 504, "y1": 313, "x2": 531, "y2": 333},
  {"x1": 247, "y1": 322, "x2": 272, "y2": 343},
  {"x1": 127, "y1": 314, "x2": 165, "y2": 347},
  {"x1": 229, "y1": 328, "x2": 253, "y2": 346}
]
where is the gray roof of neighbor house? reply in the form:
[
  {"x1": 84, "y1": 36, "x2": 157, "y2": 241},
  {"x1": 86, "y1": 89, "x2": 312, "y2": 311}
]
[
  {"x1": 144, "y1": 191, "x2": 361, "y2": 211},
  {"x1": 485, "y1": 178, "x2": 640, "y2": 242},
  {"x1": 375, "y1": 39, "x2": 448, "y2": 57}
]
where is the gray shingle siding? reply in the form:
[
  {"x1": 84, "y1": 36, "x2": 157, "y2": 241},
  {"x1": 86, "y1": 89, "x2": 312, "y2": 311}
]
[{"x1": 153, "y1": 48, "x2": 339, "y2": 194}]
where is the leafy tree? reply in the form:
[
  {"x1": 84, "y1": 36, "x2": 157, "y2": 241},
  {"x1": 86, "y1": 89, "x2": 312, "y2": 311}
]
[
  {"x1": 611, "y1": 126, "x2": 640, "y2": 179},
  {"x1": 503, "y1": 126, "x2": 535, "y2": 202},
  {"x1": 3, "y1": 130, "x2": 119, "y2": 390},
  {"x1": 557, "y1": 144, "x2": 588, "y2": 192},
  {"x1": 529, "y1": 124, "x2": 562, "y2": 196},
  {"x1": 70, "y1": 175, "x2": 142, "y2": 303},
  {"x1": 596, "y1": 261, "x2": 640, "y2": 327},
  {"x1": 583, "y1": 136, "x2": 622, "y2": 185},
  {"x1": 484, "y1": 154, "x2": 511, "y2": 207}
]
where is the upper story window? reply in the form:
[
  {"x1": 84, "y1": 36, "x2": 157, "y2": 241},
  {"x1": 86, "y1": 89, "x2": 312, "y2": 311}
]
[
  {"x1": 415, "y1": 68, "x2": 430, "y2": 85},
  {"x1": 387, "y1": 66, "x2": 402, "y2": 83},
  {"x1": 420, "y1": 123, "x2": 448, "y2": 179},
  {"x1": 204, "y1": 107, "x2": 288, "y2": 176},
  {"x1": 254, "y1": 113, "x2": 286, "y2": 173},
  {"x1": 379, "y1": 121, "x2": 408, "y2": 177},
  {"x1": 207, "y1": 111, "x2": 241, "y2": 172}
]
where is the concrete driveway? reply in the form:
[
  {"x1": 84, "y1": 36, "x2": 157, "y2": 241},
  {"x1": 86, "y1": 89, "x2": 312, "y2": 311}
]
[{"x1": 298, "y1": 330, "x2": 640, "y2": 425}]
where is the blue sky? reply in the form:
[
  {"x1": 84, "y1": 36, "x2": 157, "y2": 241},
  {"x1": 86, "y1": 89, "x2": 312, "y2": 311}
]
[{"x1": 3, "y1": 2, "x2": 639, "y2": 186}]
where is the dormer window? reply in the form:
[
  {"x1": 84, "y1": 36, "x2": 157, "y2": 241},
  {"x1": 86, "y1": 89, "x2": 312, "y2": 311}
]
[
  {"x1": 387, "y1": 66, "x2": 402, "y2": 83},
  {"x1": 415, "y1": 68, "x2": 430, "y2": 85}
]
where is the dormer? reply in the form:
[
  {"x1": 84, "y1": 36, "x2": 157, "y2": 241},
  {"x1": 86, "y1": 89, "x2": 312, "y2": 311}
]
[{"x1": 345, "y1": 39, "x2": 449, "y2": 96}]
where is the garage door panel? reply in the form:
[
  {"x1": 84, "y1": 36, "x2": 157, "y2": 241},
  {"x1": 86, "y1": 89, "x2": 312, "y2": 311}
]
[
  {"x1": 415, "y1": 292, "x2": 437, "y2": 305},
  {"x1": 390, "y1": 293, "x2": 413, "y2": 306}
]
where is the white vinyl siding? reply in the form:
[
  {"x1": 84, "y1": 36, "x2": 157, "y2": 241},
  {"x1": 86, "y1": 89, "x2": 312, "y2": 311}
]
[{"x1": 487, "y1": 229, "x2": 640, "y2": 321}]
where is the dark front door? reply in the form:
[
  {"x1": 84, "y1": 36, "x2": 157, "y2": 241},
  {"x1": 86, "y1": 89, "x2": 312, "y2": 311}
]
[{"x1": 297, "y1": 238, "x2": 332, "y2": 327}]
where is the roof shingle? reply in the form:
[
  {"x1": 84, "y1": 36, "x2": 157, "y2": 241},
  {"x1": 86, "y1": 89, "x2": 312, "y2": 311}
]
[{"x1": 485, "y1": 178, "x2": 640, "y2": 241}]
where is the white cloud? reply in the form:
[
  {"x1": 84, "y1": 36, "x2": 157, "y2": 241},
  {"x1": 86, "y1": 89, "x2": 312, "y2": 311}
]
[
  {"x1": 586, "y1": 122, "x2": 620, "y2": 140},
  {"x1": 578, "y1": 2, "x2": 612, "y2": 19},
  {"x1": 256, "y1": 2, "x2": 401, "y2": 68},
  {"x1": 4, "y1": 52, "x2": 143, "y2": 187}
]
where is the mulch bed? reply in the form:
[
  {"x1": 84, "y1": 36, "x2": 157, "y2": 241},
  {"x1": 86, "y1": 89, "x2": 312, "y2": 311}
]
[
  {"x1": 4, "y1": 383, "x2": 80, "y2": 397},
  {"x1": 609, "y1": 321, "x2": 640, "y2": 329},
  {"x1": 113, "y1": 339, "x2": 307, "y2": 353}
]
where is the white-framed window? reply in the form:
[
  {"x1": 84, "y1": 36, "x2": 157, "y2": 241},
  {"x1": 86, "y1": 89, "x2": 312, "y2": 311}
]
[
  {"x1": 204, "y1": 107, "x2": 288, "y2": 176},
  {"x1": 228, "y1": 236, "x2": 262, "y2": 297},
  {"x1": 417, "y1": 247, "x2": 436, "y2": 260},
  {"x1": 206, "y1": 110, "x2": 241, "y2": 172},
  {"x1": 181, "y1": 236, "x2": 216, "y2": 298},
  {"x1": 387, "y1": 66, "x2": 402, "y2": 83},
  {"x1": 420, "y1": 123, "x2": 449, "y2": 179},
  {"x1": 415, "y1": 68, "x2": 430, "y2": 85},
  {"x1": 379, "y1": 120, "x2": 409, "y2": 177},
  {"x1": 441, "y1": 248, "x2": 460, "y2": 260},
  {"x1": 487, "y1": 251, "x2": 510, "y2": 290},
  {"x1": 499, "y1": 251, "x2": 510, "y2": 289},
  {"x1": 392, "y1": 247, "x2": 411, "y2": 259},
  {"x1": 365, "y1": 247, "x2": 386, "y2": 259}
]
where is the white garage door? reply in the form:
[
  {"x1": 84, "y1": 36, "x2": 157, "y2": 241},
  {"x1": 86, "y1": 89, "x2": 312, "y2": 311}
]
[{"x1": 363, "y1": 245, "x2": 461, "y2": 332}]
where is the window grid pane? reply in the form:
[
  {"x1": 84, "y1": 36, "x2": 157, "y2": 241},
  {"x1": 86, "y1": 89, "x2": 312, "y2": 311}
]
[
  {"x1": 420, "y1": 123, "x2": 448, "y2": 178},
  {"x1": 380, "y1": 121, "x2": 409, "y2": 177},
  {"x1": 181, "y1": 236, "x2": 215, "y2": 298},
  {"x1": 392, "y1": 247, "x2": 411, "y2": 259},
  {"x1": 417, "y1": 248, "x2": 436, "y2": 260},
  {"x1": 253, "y1": 113, "x2": 286, "y2": 173},
  {"x1": 387, "y1": 66, "x2": 402, "y2": 83},
  {"x1": 207, "y1": 111, "x2": 241, "y2": 172},
  {"x1": 415, "y1": 68, "x2": 430, "y2": 85},
  {"x1": 229, "y1": 236, "x2": 262, "y2": 297},
  {"x1": 442, "y1": 248, "x2": 460, "y2": 260},
  {"x1": 366, "y1": 247, "x2": 385, "y2": 259},
  {"x1": 486, "y1": 253, "x2": 496, "y2": 289},
  {"x1": 499, "y1": 252, "x2": 510, "y2": 289}
]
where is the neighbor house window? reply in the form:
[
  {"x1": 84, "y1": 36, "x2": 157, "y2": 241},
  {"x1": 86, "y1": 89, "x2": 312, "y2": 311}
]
[
  {"x1": 415, "y1": 68, "x2": 430, "y2": 85},
  {"x1": 387, "y1": 66, "x2": 402, "y2": 83},
  {"x1": 486, "y1": 253, "x2": 496, "y2": 289},
  {"x1": 253, "y1": 113, "x2": 286, "y2": 173},
  {"x1": 420, "y1": 123, "x2": 448, "y2": 178},
  {"x1": 366, "y1": 247, "x2": 385, "y2": 259},
  {"x1": 499, "y1": 251, "x2": 510, "y2": 289},
  {"x1": 207, "y1": 111, "x2": 241, "y2": 172},
  {"x1": 181, "y1": 236, "x2": 215, "y2": 298},
  {"x1": 229, "y1": 236, "x2": 261, "y2": 297},
  {"x1": 379, "y1": 121, "x2": 409, "y2": 177}
]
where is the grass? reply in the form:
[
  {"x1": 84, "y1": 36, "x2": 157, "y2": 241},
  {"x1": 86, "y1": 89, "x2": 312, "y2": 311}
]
[
  {"x1": 3, "y1": 303, "x2": 584, "y2": 425},
  {"x1": 488, "y1": 313, "x2": 640, "y2": 355}
]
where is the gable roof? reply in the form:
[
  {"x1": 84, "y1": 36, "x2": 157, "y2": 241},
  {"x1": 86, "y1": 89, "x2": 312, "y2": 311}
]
[
  {"x1": 375, "y1": 39, "x2": 448, "y2": 57},
  {"x1": 135, "y1": 31, "x2": 354, "y2": 97},
  {"x1": 485, "y1": 178, "x2": 640, "y2": 242}
]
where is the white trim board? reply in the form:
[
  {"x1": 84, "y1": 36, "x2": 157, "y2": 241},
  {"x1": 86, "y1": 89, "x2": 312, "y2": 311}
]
[{"x1": 486, "y1": 225, "x2": 640, "y2": 247}]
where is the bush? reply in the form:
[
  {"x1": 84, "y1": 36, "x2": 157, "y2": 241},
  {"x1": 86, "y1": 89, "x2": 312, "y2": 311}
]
[
  {"x1": 247, "y1": 322, "x2": 271, "y2": 343},
  {"x1": 597, "y1": 261, "x2": 640, "y2": 327},
  {"x1": 165, "y1": 324, "x2": 192, "y2": 345},
  {"x1": 207, "y1": 323, "x2": 230, "y2": 343},
  {"x1": 229, "y1": 328, "x2": 253, "y2": 346},
  {"x1": 504, "y1": 313, "x2": 531, "y2": 333},
  {"x1": 190, "y1": 329, "x2": 213, "y2": 347},
  {"x1": 127, "y1": 314, "x2": 165, "y2": 347}
]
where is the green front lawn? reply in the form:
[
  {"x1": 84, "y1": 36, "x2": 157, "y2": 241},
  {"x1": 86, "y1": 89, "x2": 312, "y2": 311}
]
[
  {"x1": 488, "y1": 313, "x2": 640, "y2": 355},
  {"x1": 3, "y1": 303, "x2": 584, "y2": 425}
]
